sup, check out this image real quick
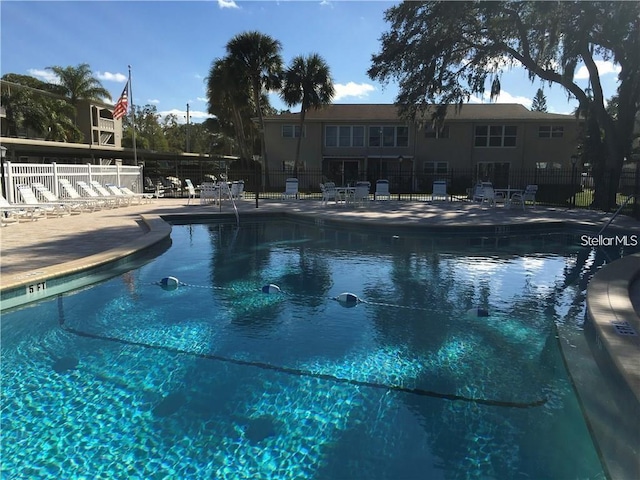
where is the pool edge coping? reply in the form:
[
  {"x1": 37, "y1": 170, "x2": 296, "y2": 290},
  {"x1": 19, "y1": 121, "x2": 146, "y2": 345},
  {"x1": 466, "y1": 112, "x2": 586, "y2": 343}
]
[
  {"x1": 586, "y1": 252, "x2": 640, "y2": 405},
  {"x1": 0, "y1": 214, "x2": 171, "y2": 293}
]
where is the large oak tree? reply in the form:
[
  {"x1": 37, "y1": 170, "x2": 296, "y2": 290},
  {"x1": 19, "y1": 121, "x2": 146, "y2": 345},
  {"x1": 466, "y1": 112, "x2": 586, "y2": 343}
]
[{"x1": 368, "y1": 1, "x2": 640, "y2": 210}]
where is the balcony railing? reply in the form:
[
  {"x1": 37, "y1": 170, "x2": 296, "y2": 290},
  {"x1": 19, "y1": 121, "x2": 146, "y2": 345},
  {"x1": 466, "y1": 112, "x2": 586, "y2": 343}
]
[{"x1": 98, "y1": 118, "x2": 115, "y2": 131}]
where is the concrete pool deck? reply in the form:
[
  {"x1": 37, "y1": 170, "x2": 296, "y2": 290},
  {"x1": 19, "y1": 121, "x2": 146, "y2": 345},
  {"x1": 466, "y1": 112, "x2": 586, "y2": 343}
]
[
  {"x1": 1, "y1": 197, "x2": 639, "y2": 397},
  {"x1": 1, "y1": 196, "x2": 639, "y2": 477}
]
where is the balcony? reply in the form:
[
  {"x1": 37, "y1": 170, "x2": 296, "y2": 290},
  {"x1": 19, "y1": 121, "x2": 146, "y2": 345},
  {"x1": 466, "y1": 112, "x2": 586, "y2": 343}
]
[{"x1": 98, "y1": 118, "x2": 115, "y2": 131}]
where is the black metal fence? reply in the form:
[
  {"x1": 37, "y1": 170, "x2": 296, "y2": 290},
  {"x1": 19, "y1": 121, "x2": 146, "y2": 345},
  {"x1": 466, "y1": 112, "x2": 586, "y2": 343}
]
[{"x1": 142, "y1": 159, "x2": 640, "y2": 219}]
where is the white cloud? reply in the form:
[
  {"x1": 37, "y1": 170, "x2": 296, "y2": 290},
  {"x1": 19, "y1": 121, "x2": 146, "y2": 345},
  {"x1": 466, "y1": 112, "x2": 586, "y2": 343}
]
[
  {"x1": 469, "y1": 90, "x2": 533, "y2": 108},
  {"x1": 333, "y1": 82, "x2": 376, "y2": 101},
  {"x1": 148, "y1": 99, "x2": 160, "y2": 104},
  {"x1": 574, "y1": 60, "x2": 621, "y2": 80},
  {"x1": 218, "y1": 0, "x2": 238, "y2": 9},
  {"x1": 196, "y1": 97, "x2": 208, "y2": 102},
  {"x1": 97, "y1": 71, "x2": 127, "y2": 83},
  {"x1": 27, "y1": 68, "x2": 59, "y2": 83}
]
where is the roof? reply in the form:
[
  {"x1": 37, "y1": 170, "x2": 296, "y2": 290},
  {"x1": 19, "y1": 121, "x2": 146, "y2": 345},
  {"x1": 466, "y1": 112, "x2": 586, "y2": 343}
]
[{"x1": 265, "y1": 103, "x2": 577, "y2": 123}]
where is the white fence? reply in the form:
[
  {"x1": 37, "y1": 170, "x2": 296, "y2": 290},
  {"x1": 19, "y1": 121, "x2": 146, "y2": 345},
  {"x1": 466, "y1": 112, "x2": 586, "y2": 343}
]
[{"x1": 2, "y1": 162, "x2": 143, "y2": 203}]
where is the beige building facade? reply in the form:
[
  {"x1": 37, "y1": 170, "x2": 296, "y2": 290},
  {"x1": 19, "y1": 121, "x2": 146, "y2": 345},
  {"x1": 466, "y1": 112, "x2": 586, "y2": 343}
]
[{"x1": 263, "y1": 103, "x2": 582, "y2": 188}]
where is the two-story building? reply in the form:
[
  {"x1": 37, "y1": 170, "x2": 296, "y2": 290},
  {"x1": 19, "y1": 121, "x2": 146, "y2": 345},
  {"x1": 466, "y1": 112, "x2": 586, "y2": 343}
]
[{"x1": 263, "y1": 103, "x2": 582, "y2": 190}]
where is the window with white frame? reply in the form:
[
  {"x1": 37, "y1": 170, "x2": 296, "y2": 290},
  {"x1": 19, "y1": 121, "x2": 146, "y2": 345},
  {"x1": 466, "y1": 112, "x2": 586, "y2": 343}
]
[
  {"x1": 282, "y1": 125, "x2": 305, "y2": 138},
  {"x1": 538, "y1": 126, "x2": 564, "y2": 138},
  {"x1": 424, "y1": 125, "x2": 450, "y2": 139},
  {"x1": 423, "y1": 161, "x2": 448, "y2": 174},
  {"x1": 368, "y1": 126, "x2": 409, "y2": 147},
  {"x1": 474, "y1": 125, "x2": 517, "y2": 147},
  {"x1": 325, "y1": 125, "x2": 365, "y2": 147}
]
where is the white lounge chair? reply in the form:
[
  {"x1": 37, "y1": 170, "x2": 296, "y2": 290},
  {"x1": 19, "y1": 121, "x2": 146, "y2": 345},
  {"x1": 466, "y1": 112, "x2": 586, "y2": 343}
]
[
  {"x1": 119, "y1": 186, "x2": 154, "y2": 204},
  {"x1": 374, "y1": 179, "x2": 391, "y2": 200},
  {"x1": 31, "y1": 182, "x2": 91, "y2": 214},
  {"x1": 16, "y1": 184, "x2": 71, "y2": 217},
  {"x1": 76, "y1": 181, "x2": 121, "y2": 208},
  {"x1": 282, "y1": 178, "x2": 299, "y2": 200},
  {"x1": 510, "y1": 185, "x2": 538, "y2": 210},
  {"x1": 59, "y1": 179, "x2": 108, "y2": 210},
  {"x1": 0, "y1": 194, "x2": 42, "y2": 225},
  {"x1": 91, "y1": 180, "x2": 132, "y2": 206},
  {"x1": 432, "y1": 180, "x2": 449, "y2": 201},
  {"x1": 106, "y1": 184, "x2": 148, "y2": 205}
]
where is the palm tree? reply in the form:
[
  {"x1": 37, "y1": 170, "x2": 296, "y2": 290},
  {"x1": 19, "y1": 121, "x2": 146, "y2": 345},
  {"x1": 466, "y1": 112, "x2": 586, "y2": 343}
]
[
  {"x1": 46, "y1": 63, "x2": 111, "y2": 124},
  {"x1": 1, "y1": 74, "x2": 81, "y2": 141},
  {"x1": 226, "y1": 31, "x2": 283, "y2": 186},
  {"x1": 281, "y1": 54, "x2": 334, "y2": 175},
  {"x1": 206, "y1": 57, "x2": 254, "y2": 164}
]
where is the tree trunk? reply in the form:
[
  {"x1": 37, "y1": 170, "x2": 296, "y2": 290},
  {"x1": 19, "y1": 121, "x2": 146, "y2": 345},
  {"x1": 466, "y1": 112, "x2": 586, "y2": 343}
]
[
  {"x1": 253, "y1": 79, "x2": 269, "y2": 189},
  {"x1": 293, "y1": 109, "x2": 306, "y2": 177}
]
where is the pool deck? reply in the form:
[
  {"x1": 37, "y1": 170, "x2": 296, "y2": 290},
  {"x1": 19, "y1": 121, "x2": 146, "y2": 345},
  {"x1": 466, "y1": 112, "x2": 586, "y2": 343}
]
[{"x1": 1, "y1": 197, "x2": 639, "y2": 405}]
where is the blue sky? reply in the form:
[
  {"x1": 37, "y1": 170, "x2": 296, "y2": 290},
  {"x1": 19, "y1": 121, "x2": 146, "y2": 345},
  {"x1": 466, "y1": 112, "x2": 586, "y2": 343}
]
[{"x1": 1, "y1": 0, "x2": 622, "y2": 123}]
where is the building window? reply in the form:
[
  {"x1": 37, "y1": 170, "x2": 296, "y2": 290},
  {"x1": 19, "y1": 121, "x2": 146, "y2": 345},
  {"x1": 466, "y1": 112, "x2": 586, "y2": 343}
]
[
  {"x1": 325, "y1": 125, "x2": 366, "y2": 147},
  {"x1": 282, "y1": 125, "x2": 305, "y2": 138},
  {"x1": 352, "y1": 126, "x2": 365, "y2": 147},
  {"x1": 368, "y1": 126, "x2": 409, "y2": 147},
  {"x1": 325, "y1": 126, "x2": 338, "y2": 147},
  {"x1": 424, "y1": 125, "x2": 450, "y2": 139},
  {"x1": 538, "y1": 126, "x2": 564, "y2": 138},
  {"x1": 423, "y1": 161, "x2": 448, "y2": 174},
  {"x1": 474, "y1": 125, "x2": 517, "y2": 147},
  {"x1": 396, "y1": 126, "x2": 409, "y2": 147}
]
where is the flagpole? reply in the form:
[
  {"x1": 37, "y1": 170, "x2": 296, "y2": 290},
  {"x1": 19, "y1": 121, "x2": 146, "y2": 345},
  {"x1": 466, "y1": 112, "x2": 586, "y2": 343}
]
[{"x1": 128, "y1": 65, "x2": 138, "y2": 166}]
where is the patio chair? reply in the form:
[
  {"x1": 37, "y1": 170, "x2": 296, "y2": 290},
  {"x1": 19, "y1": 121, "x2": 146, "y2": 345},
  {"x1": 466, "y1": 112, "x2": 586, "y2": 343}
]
[
  {"x1": 119, "y1": 186, "x2": 155, "y2": 204},
  {"x1": 31, "y1": 182, "x2": 91, "y2": 214},
  {"x1": 471, "y1": 182, "x2": 493, "y2": 202},
  {"x1": 478, "y1": 185, "x2": 506, "y2": 207},
  {"x1": 282, "y1": 178, "x2": 299, "y2": 200},
  {"x1": 320, "y1": 182, "x2": 339, "y2": 205},
  {"x1": 354, "y1": 182, "x2": 371, "y2": 206},
  {"x1": 374, "y1": 179, "x2": 391, "y2": 201},
  {"x1": 106, "y1": 184, "x2": 147, "y2": 205},
  {"x1": 90, "y1": 180, "x2": 132, "y2": 206},
  {"x1": 432, "y1": 180, "x2": 449, "y2": 201},
  {"x1": 76, "y1": 181, "x2": 121, "y2": 208},
  {"x1": 230, "y1": 180, "x2": 245, "y2": 200},
  {"x1": 16, "y1": 184, "x2": 70, "y2": 217},
  {"x1": 59, "y1": 179, "x2": 108, "y2": 210},
  {"x1": 184, "y1": 179, "x2": 197, "y2": 205},
  {"x1": 91, "y1": 180, "x2": 132, "y2": 205},
  {"x1": 0, "y1": 194, "x2": 42, "y2": 225},
  {"x1": 200, "y1": 182, "x2": 220, "y2": 205},
  {"x1": 510, "y1": 185, "x2": 538, "y2": 210}
]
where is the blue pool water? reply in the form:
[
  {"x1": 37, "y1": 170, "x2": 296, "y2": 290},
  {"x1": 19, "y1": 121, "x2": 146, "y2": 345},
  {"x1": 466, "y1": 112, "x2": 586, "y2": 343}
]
[{"x1": 1, "y1": 221, "x2": 620, "y2": 479}]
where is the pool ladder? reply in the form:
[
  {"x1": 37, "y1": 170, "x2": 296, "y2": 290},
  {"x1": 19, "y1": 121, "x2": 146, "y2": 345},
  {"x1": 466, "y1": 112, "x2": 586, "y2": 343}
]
[
  {"x1": 596, "y1": 194, "x2": 635, "y2": 236},
  {"x1": 219, "y1": 181, "x2": 240, "y2": 227}
]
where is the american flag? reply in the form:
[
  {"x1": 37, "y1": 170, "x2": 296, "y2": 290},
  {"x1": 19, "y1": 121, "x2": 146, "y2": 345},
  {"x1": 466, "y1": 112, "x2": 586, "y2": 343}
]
[{"x1": 113, "y1": 84, "x2": 128, "y2": 120}]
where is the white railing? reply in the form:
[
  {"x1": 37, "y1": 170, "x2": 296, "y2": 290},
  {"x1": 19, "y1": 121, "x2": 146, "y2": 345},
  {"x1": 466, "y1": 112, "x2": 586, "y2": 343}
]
[
  {"x1": 2, "y1": 162, "x2": 143, "y2": 203},
  {"x1": 98, "y1": 118, "x2": 115, "y2": 131}
]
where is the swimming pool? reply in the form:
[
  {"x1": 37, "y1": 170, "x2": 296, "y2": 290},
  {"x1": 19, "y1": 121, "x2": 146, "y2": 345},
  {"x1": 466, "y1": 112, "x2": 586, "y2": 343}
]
[{"x1": 1, "y1": 220, "x2": 630, "y2": 479}]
